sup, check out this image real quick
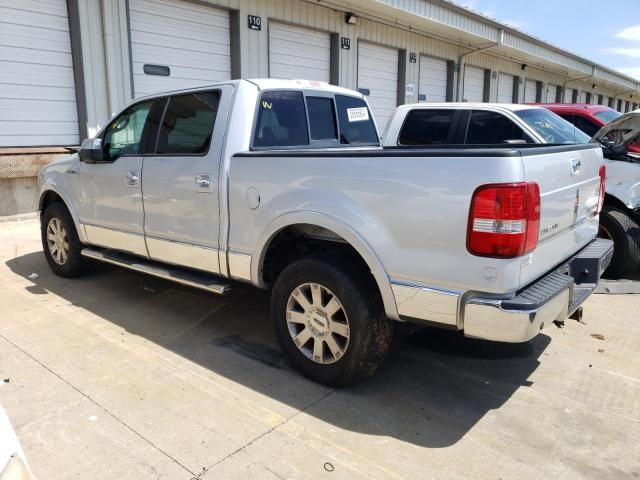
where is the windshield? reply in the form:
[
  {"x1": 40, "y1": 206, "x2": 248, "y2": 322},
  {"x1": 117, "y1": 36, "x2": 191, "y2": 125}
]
[
  {"x1": 516, "y1": 108, "x2": 591, "y2": 144},
  {"x1": 594, "y1": 109, "x2": 622, "y2": 124}
]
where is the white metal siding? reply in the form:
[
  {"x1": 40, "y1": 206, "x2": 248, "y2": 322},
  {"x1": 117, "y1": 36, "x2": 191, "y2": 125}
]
[
  {"x1": 418, "y1": 56, "x2": 447, "y2": 102},
  {"x1": 269, "y1": 23, "x2": 330, "y2": 82},
  {"x1": 547, "y1": 84, "x2": 558, "y2": 102},
  {"x1": 524, "y1": 80, "x2": 537, "y2": 103},
  {"x1": 579, "y1": 91, "x2": 587, "y2": 103},
  {"x1": 129, "y1": 0, "x2": 231, "y2": 98},
  {"x1": 497, "y1": 73, "x2": 514, "y2": 103},
  {"x1": 463, "y1": 65, "x2": 484, "y2": 102},
  {"x1": 0, "y1": 0, "x2": 78, "y2": 146},
  {"x1": 358, "y1": 42, "x2": 398, "y2": 132}
]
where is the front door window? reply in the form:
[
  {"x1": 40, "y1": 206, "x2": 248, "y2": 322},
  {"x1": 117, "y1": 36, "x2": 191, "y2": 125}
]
[{"x1": 102, "y1": 100, "x2": 153, "y2": 162}]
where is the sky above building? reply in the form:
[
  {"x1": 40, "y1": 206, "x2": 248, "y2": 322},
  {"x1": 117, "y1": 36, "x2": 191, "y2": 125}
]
[{"x1": 451, "y1": 0, "x2": 640, "y2": 80}]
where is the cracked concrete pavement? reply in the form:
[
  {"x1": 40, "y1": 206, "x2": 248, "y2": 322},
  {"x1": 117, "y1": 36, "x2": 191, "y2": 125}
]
[{"x1": 0, "y1": 217, "x2": 639, "y2": 479}]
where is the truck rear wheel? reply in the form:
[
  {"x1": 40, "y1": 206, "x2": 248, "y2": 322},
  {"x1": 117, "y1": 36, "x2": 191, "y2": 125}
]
[
  {"x1": 41, "y1": 202, "x2": 87, "y2": 278},
  {"x1": 599, "y1": 206, "x2": 640, "y2": 278},
  {"x1": 271, "y1": 253, "x2": 392, "y2": 386}
]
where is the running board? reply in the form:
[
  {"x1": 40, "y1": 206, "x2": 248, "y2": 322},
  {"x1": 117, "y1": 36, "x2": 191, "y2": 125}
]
[{"x1": 81, "y1": 248, "x2": 230, "y2": 295}]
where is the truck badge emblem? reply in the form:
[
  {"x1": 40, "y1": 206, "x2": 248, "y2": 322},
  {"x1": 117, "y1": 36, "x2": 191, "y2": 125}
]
[{"x1": 570, "y1": 158, "x2": 581, "y2": 176}]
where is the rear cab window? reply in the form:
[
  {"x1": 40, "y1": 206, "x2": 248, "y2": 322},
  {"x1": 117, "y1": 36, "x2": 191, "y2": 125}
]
[{"x1": 252, "y1": 90, "x2": 378, "y2": 149}]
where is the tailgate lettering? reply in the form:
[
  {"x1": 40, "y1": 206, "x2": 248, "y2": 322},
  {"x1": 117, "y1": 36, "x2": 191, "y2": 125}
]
[{"x1": 540, "y1": 223, "x2": 559, "y2": 236}]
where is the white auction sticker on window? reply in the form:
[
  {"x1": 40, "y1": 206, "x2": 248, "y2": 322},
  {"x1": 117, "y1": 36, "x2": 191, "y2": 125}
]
[{"x1": 347, "y1": 107, "x2": 369, "y2": 122}]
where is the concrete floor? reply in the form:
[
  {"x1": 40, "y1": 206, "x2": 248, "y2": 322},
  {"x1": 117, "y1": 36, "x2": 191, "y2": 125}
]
[{"x1": 0, "y1": 218, "x2": 639, "y2": 480}]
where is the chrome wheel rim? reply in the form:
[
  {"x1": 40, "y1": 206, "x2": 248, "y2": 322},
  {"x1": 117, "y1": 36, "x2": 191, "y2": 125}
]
[
  {"x1": 46, "y1": 218, "x2": 69, "y2": 265},
  {"x1": 286, "y1": 282, "x2": 350, "y2": 365}
]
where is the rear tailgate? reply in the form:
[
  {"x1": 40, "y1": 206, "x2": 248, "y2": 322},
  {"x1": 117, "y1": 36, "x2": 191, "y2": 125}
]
[{"x1": 520, "y1": 145, "x2": 603, "y2": 286}]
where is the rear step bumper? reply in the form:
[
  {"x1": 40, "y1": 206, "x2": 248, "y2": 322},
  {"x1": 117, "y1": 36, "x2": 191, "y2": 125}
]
[
  {"x1": 81, "y1": 248, "x2": 230, "y2": 295},
  {"x1": 463, "y1": 238, "x2": 614, "y2": 343}
]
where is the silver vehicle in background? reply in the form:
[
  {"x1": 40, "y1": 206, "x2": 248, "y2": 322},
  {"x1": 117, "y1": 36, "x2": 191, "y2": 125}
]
[{"x1": 384, "y1": 102, "x2": 638, "y2": 277}]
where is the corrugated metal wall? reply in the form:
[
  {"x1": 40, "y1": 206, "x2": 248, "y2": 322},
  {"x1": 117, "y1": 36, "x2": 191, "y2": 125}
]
[{"x1": 74, "y1": 0, "x2": 634, "y2": 134}]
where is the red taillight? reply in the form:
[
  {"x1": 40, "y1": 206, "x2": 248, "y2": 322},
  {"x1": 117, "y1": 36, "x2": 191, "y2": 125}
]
[
  {"x1": 467, "y1": 182, "x2": 541, "y2": 258},
  {"x1": 597, "y1": 164, "x2": 606, "y2": 214}
]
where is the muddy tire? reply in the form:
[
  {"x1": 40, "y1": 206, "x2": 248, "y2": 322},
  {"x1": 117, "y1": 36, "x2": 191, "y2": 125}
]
[
  {"x1": 271, "y1": 253, "x2": 392, "y2": 387},
  {"x1": 41, "y1": 202, "x2": 87, "y2": 278},
  {"x1": 599, "y1": 206, "x2": 640, "y2": 278}
]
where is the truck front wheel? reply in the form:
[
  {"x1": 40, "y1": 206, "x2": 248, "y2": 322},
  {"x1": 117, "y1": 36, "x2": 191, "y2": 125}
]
[
  {"x1": 599, "y1": 206, "x2": 640, "y2": 278},
  {"x1": 41, "y1": 202, "x2": 87, "y2": 278},
  {"x1": 271, "y1": 253, "x2": 392, "y2": 386}
]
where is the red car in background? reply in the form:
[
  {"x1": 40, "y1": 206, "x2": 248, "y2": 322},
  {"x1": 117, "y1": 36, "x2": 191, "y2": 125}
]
[
  {"x1": 533, "y1": 103, "x2": 621, "y2": 137},
  {"x1": 535, "y1": 103, "x2": 640, "y2": 153}
]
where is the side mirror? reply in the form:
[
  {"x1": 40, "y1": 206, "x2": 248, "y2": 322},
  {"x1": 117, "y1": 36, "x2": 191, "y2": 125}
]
[{"x1": 79, "y1": 138, "x2": 103, "y2": 164}]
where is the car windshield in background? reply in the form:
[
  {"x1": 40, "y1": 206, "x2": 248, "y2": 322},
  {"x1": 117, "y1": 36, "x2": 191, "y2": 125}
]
[
  {"x1": 516, "y1": 109, "x2": 591, "y2": 144},
  {"x1": 594, "y1": 109, "x2": 623, "y2": 124}
]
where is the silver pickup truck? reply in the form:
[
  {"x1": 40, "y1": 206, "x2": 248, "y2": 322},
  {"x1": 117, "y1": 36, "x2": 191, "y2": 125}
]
[{"x1": 38, "y1": 80, "x2": 612, "y2": 386}]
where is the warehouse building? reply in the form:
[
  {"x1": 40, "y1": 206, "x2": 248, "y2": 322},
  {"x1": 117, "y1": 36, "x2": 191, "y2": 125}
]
[{"x1": 1, "y1": 0, "x2": 640, "y2": 215}]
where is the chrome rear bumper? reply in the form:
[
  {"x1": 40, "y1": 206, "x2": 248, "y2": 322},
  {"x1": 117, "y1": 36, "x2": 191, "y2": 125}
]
[{"x1": 463, "y1": 238, "x2": 614, "y2": 343}]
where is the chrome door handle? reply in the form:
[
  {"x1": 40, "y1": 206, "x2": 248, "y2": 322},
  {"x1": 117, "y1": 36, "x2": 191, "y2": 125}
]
[
  {"x1": 125, "y1": 171, "x2": 139, "y2": 187},
  {"x1": 195, "y1": 174, "x2": 213, "y2": 191}
]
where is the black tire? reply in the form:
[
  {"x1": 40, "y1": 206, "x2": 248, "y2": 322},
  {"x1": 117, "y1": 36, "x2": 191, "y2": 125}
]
[
  {"x1": 271, "y1": 253, "x2": 392, "y2": 387},
  {"x1": 599, "y1": 206, "x2": 640, "y2": 278},
  {"x1": 41, "y1": 202, "x2": 87, "y2": 278}
]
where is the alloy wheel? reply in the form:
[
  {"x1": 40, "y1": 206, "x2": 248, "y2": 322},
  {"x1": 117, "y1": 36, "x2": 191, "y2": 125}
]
[
  {"x1": 46, "y1": 217, "x2": 69, "y2": 265},
  {"x1": 286, "y1": 282, "x2": 350, "y2": 364}
]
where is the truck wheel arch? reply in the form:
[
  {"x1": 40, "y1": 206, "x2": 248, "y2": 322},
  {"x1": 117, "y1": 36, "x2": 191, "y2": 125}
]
[
  {"x1": 603, "y1": 193, "x2": 630, "y2": 212},
  {"x1": 253, "y1": 212, "x2": 400, "y2": 321},
  {"x1": 39, "y1": 187, "x2": 86, "y2": 244}
]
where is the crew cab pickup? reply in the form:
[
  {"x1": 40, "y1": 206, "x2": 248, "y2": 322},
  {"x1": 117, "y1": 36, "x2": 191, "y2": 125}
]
[
  {"x1": 383, "y1": 102, "x2": 635, "y2": 277},
  {"x1": 39, "y1": 81, "x2": 612, "y2": 386}
]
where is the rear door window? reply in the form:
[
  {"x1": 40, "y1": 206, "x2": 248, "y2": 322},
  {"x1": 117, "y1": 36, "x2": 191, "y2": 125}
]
[
  {"x1": 155, "y1": 92, "x2": 220, "y2": 155},
  {"x1": 572, "y1": 116, "x2": 600, "y2": 137},
  {"x1": 465, "y1": 110, "x2": 532, "y2": 144},
  {"x1": 254, "y1": 91, "x2": 309, "y2": 147},
  {"x1": 398, "y1": 109, "x2": 456, "y2": 145}
]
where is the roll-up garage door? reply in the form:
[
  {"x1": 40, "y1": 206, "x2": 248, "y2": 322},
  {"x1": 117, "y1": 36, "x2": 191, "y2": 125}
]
[
  {"x1": 462, "y1": 65, "x2": 484, "y2": 103},
  {"x1": 419, "y1": 56, "x2": 447, "y2": 103},
  {"x1": 566, "y1": 88, "x2": 574, "y2": 103},
  {"x1": 129, "y1": 0, "x2": 231, "y2": 98},
  {"x1": 0, "y1": 0, "x2": 79, "y2": 146},
  {"x1": 358, "y1": 42, "x2": 398, "y2": 132},
  {"x1": 547, "y1": 84, "x2": 558, "y2": 103},
  {"x1": 524, "y1": 80, "x2": 537, "y2": 103},
  {"x1": 269, "y1": 23, "x2": 330, "y2": 82},
  {"x1": 497, "y1": 73, "x2": 514, "y2": 103}
]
